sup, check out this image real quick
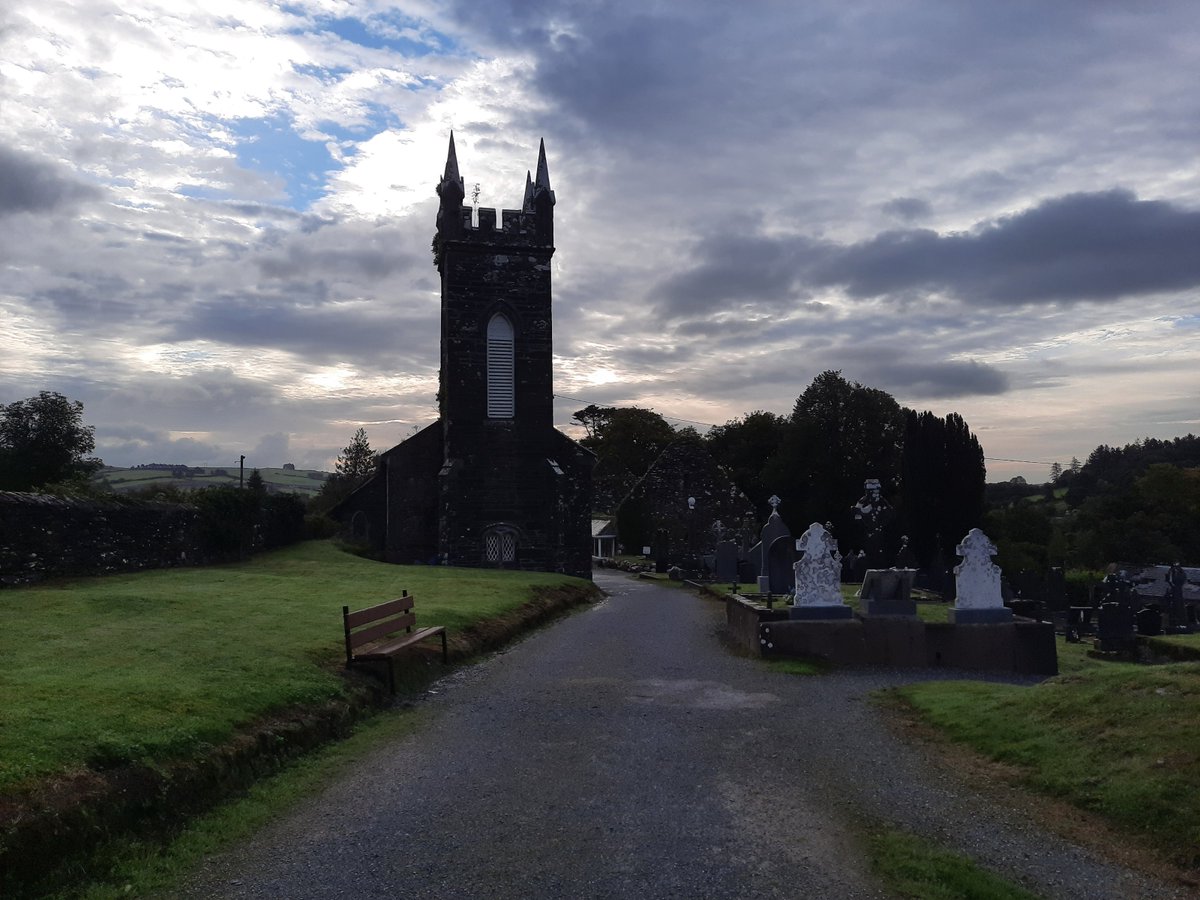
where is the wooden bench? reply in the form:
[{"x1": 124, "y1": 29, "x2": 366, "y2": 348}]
[{"x1": 343, "y1": 591, "x2": 447, "y2": 692}]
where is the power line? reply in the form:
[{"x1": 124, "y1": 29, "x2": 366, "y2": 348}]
[{"x1": 984, "y1": 456, "x2": 1056, "y2": 466}]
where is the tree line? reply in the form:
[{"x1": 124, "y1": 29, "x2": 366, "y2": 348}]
[
  {"x1": 577, "y1": 370, "x2": 986, "y2": 568},
  {"x1": 987, "y1": 435, "x2": 1200, "y2": 572}
]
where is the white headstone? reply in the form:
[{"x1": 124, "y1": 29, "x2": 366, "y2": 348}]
[
  {"x1": 953, "y1": 528, "x2": 1004, "y2": 610},
  {"x1": 792, "y1": 522, "x2": 844, "y2": 607}
]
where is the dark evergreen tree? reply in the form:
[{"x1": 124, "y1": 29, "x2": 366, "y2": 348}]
[
  {"x1": 898, "y1": 410, "x2": 985, "y2": 566},
  {"x1": 335, "y1": 427, "x2": 376, "y2": 480},
  {"x1": 763, "y1": 371, "x2": 904, "y2": 541}
]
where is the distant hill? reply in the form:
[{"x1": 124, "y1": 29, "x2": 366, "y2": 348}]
[{"x1": 95, "y1": 465, "x2": 330, "y2": 497}]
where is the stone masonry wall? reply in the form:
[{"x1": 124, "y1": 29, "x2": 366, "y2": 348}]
[{"x1": 0, "y1": 491, "x2": 204, "y2": 586}]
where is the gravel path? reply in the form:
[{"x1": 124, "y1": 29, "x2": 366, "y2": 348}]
[{"x1": 180, "y1": 571, "x2": 1193, "y2": 899}]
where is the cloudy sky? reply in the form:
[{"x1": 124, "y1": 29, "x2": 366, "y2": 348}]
[{"x1": 2, "y1": 1, "x2": 1197, "y2": 481}]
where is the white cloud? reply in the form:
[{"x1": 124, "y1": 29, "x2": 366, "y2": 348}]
[{"x1": 2, "y1": 0, "x2": 1198, "y2": 482}]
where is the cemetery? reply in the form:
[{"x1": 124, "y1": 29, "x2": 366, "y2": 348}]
[{"x1": 1, "y1": 136, "x2": 1198, "y2": 896}]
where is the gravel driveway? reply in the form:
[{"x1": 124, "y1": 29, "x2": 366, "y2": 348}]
[{"x1": 180, "y1": 571, "x2": 1193, "y2": 899}]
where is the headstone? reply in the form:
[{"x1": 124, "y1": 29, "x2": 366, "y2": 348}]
[
  {"x1": 767, "y1": 537, "x2": 795, "y2": 593},
  {"x1": 714, "y1": 539, "x2": 739, "y2": 583},
  {"x1": 759, "y1": 505, "x2": 795, "y2": 594},
  {"x1": 1166, "y1": 562, "x2": 1189, "y2": 631},
  {"x1": 1097, "y1": 601, "x2": 1136, "y2": 653},
  {"x1": 790, "y1": 522, "x2": 852, "y2": 619},
  {"x1": 1135, "y1": 604, "x2": 1163, "y2": 636},
  {"x1": 859, "y1": 567, "x2": 917, "y2": 616},
  {"x1": 737, "y1": 559, "x2": 756, "y2": 586},
  {"x1": 950, "y1": 528, "x2": 1013, "y2": 624}
]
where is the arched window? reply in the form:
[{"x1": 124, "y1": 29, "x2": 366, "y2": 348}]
[{"x1": 487, "y1": 313, "x2": 514, "y2": 418}]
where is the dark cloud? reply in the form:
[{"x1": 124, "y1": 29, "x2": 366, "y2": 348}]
[
  {"x1": 881, "y1": 197, "x2": 931, "y2": 223},
  {"x1": 817, "y1": 190, "x2": 1200, "y2": 304},
  {"x1": 854, "y1": 359, "x2": 1010, "y2": 398},
  {"x1": 659, "y1": 190, "x2": 1200, "y2": 319},
  {"x1": 175, "y1": 294, "x2": 439, "y2": 369},
  {"x1": 0, "y1": 145, "x2": 102, "y2": 214},
  {"x1": 655, "y1": 232, "x2": 824, "y2": 318}
]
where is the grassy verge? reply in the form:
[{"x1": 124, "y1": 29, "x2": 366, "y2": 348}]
[
  {"x1": 0, "y1": 540, "x2": 589, "y2": 789},
  {"x1": 50, "y1": 706, "x2": 427, "y2": 900},
  {"x1": 867, "y1": 826, "x2": 1041, "y2": 900},
  {"x1": 890, "y1": 646, "x2": 1200, "y2": 868}
]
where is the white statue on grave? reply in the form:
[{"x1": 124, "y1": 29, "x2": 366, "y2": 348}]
[
  {"x1": 793, "y1": 522, "x2": 844, "y2": 607},
  {"x1": 953, "y1": 528, "x2": 1004, "y2": 610}
]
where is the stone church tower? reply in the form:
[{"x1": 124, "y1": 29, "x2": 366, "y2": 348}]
[{"x1": 336, "y1": 136, "x2": 594, "y2": 579}]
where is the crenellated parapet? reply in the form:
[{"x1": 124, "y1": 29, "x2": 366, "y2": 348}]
[
  {"x1": 435, "y1": 133, "x2": 554, "y2": 265},
  {"x1": 450, "y1": 205, "x2": 549, "y2": 244}
]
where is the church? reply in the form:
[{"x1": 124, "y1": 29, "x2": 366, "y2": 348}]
[{"x1": 335, "y1": 136, "x2": 595, "y2": 579}]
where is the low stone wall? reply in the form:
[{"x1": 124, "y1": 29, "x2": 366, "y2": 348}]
[
  {"x1": 727, "y1": 595, "x2": 1058, "y2": 676},
  {"x1": 0, "y1": 491, "x2": 204, "y2": 586}
]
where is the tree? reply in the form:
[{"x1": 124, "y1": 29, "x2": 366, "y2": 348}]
[
  {"x1": 763, "y1": 371, "x2": 905, "y2": 538},
  {"x1": 703, "y1": 410, "x2": 787, "y2": 519},
  {"x1": 1049, "y1": 461, "x2": 1063, "y2": 483},
  {"x1": 0, "y1": 391, "x2": 101, "y2": 491},
  {"x1": 571, "y1": 406, "x2": 676, "y2": 511},
  {"x1": 899, "y1": 409, "x2": 986, "y2": 567},
  {"x1": 336, "y1": 427, "x2": 376, "y2": 480},
  {"x1": 310, "y1": 428, "x2": 378, "y2": 516},
  {"x1": 246, "y1": 468, "x2": 266, "y2": 496}
]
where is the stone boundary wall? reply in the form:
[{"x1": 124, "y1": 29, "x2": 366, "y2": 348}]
[{"x1": 0, "y1": 491, "x2": 204, "y2": 586}]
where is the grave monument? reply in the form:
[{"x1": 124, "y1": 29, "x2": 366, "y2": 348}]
[
  {"x1": 790, "y1": 522, "x2": 853, "y2": 619},
  {"x1": 949, "y1": 528, "x2": 1013, "y2": 624}
]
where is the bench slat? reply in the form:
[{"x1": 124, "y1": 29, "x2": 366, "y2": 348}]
[
  {"x1": 354, "y1": 626, "x2": 446, "y2": 660},
  {"x1": 345, "y1": 595, "x2": 414, "y2": 629},
  {"x1": 348, "y1": 611, "x2": 417, "y2": 649}
]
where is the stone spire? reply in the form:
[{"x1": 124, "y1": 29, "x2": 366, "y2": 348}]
[
  {"x1": 522, "y1": 170, "x2": 534, "y2": 212},
  {"x1": 440, "y1": 131, "x2": 464, "y2": 197},
  {"x1": 436, "y1": 132, "x2": 465, "y2": 242},
  {"x1": 533, "y1": 138, "x2": 554, "y2": 203}
]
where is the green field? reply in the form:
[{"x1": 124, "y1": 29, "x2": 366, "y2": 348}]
[
  {"x1": 0, "y1": 541, "x2": 590, "y2": 790},
  {"x1": 95, "y1": 465, "x2": 330, "y2": 497},
  {"x1": 894, "y1": 644, "x2": 1200, "y2": 868}
]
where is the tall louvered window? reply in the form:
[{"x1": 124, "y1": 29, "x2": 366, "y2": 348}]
[{"x1": 487, "y1": 313, "x2": 515, "y2": 418}]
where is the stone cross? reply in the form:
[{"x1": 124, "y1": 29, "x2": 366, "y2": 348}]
[{"x1": 768, "y1": 494, "x2": 781, "y2": 511}]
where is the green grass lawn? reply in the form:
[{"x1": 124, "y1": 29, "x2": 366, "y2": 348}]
[
  {"x1": 894, "y1": 648, "x2": 1200, "y2": 867},
  {"x1": 0, "y1": 541, "x2": 588, "y2": 791}
]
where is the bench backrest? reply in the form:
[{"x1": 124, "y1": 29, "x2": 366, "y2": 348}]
[{"x1": 343, "y1": 591, "x2": 416, "y2": 662}]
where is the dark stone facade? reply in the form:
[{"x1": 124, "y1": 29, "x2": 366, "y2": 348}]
[{"x1": 338, "y1": 137, "x2": 594, "y2": 578}]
